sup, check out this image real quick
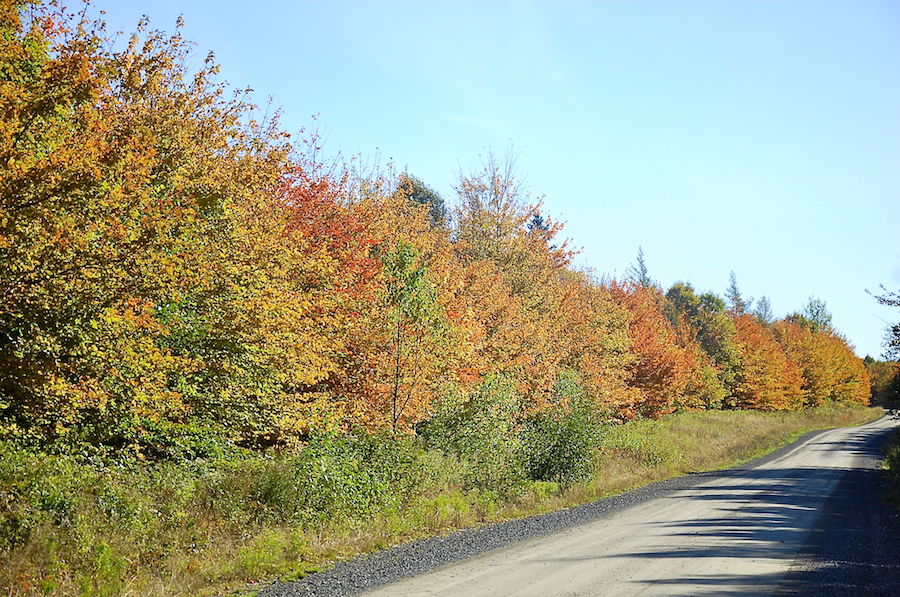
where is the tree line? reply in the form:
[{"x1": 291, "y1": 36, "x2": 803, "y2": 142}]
[{"x1": 0, "y1": 2, "x2": 887, "y2": 459}]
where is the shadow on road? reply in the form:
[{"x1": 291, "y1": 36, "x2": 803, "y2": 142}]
[
  {"x1": 775, "y1": 432, "x2": 900, "y2": 596},
  {"x1": 603, "y1": 421, "x2": 900, "y2": 596}
]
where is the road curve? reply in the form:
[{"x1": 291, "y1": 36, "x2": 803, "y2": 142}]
[{"x1": 353, "y1": 416, "x2": 898, "y2": 597}]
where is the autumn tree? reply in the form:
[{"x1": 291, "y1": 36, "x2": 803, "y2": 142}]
[
  {"x1": 864, "y1": 356, "x2": 899, "y2": 407},
  {"x1": 665, "y1": 283, "x2": 737, "y2": 406},
  {"x1": 773, "y1": 317, "x2": 869, "y2": 407},
  {"x1": 1, "y1": 0, "x2": 877, "y2": 457},
  {"x1": 451, "y1": 145, "x2": 577, "y2": 409},
  {"x1": 230, "y1": 156, "x2": 383, "y2": 439},
  {"x1": 305, "y1": 167, "x2": 468, "y2": 433},
  {"x1": 553, "y1": 271, "x2": 635, "y2": 415},
  {"x1": 731, "y1": 314, "x2": 803, "y2": 411},
  {"x1": 452, "y1": 144, "x2": 527, "y2": 258},
  {"x1": 0, "y1": 3, "x2": 347, "y2": 453},
  {"x1": 608, "y1": 281, "x2": 713, "y2": 418},
  {"x1": 774, "y1": 297, "x2": 869, "y2": 407}
]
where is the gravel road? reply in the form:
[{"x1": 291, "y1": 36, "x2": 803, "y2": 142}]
[{"x1": 260, "y1": 415, "x2": 900, "y2": 597}]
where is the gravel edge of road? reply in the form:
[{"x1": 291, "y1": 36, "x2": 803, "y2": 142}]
[{"x1": 259, "y1": 423, "x2": 844, "y2": 597}]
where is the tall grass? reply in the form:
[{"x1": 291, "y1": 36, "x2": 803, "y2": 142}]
[{"x1": 0, "y1": 404, "x2": 881, "y2": 597}]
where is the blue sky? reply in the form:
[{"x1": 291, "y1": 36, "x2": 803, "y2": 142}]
[{"x1": 90, "y1": 0, "x2": 900, "y2": 358}]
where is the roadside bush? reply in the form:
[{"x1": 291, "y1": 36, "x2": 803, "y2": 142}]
[
  {"x1": 521, "y1": 410, "x2": 597, "y2": 484},
  {"x1": 0, "y1": 406, "x2": 881, "y2": 596},
  {"x1": 0, "y1": 446, "x2": 81, "y2": 551},
  {"x1": 194, "y1": 432, "x2": 426, "y2": 528},
  {"x1": 292, "y1": 432, "x2": 425, "y2": 524},
  {"x1": 426, "y1": 374, "x2": 609, "y2": 489},
  {"x1": 520, "y1": 375, "x2": 601, "y2": 484},
  {"x1": 423, "y1": 375, "x2": 526, "y2": 494}
]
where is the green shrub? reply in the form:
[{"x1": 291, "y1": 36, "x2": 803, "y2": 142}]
[
  {"x1": 521, "y1": 409, "x2": 596, "y2": 484},
  {"x1": 0, "y1": 446, "x2": 81, "y2": 551},
  {"x1": 423, "y1": 375, "x2": 526, "y2": 494},
  {"x1": 192, "y1": 431, "x2": 427, "y2": 529},
  {"x1": 291, "y1": 432, "x2": 425, "y2": 523},
  {"x1": 520, "y1": 375, "x2": 600, "y2": 484},
  {"x1": 0, "y1": 406, "x2": 881, "y2": 596}
]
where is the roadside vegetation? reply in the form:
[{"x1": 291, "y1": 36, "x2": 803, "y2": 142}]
[
  {"x1": 882, "y1": 410, "x2": 900, "y2": 510},
  {"x1": 869, "y1": 280, "x2": 900, "y2": 508},
  {"x1": 0, "y1": 405, "x2": 880, "y2": 597},
  {"x1": 2, "y1": 3, "x2": 899, "y2": 596},
  {"x1": 885, "y1": 426, "x2": 900, "y2": 495}
]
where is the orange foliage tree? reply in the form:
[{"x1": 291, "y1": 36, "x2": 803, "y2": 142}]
[
  {"x1": 314, "y1": 172, "x2": 462, "y2": 433},
  {"x1": 1, "y1": 1, "x2": 877, "y2": 457},
  {"x1": 553, "y1": 271, "x2": 635, "y2": 416},
  {"x1": 730, "y1": 314, "x2": 803, "y2": 411},
  {"x1": 0, "y1": 4, "x2": 297, "y2": 452},
  {"x1": 451, "y1": 147, "x2": 581, "y2": 412},
  {"x1": 773, "y1": 318, "x2": 870, "y2": 407},
  {"x1": 606, "y1": 281, "x2": 711, "y2": 418}
]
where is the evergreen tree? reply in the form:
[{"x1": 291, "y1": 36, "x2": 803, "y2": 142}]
[
  {"x1": 800, "y1": 296, "x2": 833, "y2": 332},
  {"x1": 396, "y1": 173, "x2": 446, "y2": 226},
  {"x1": 725, "y1": 271, "x2": 752, "y2": 316},
  {"x1": 754, "y1": 296, "x2": 774, "y2": 325},
  {"x1": 627, "y1": 246, "x2": 653, "y2": 288}
]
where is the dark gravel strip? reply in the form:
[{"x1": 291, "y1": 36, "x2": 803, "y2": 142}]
[{"x1": 261, "y1": 428, "x2": 833, "y2": 597}]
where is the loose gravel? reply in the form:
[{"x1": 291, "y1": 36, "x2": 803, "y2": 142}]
[{"x1": 260, "y1": 429, "x2": 838, "y2": 597}]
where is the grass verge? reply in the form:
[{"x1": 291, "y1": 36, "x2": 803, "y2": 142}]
[
  {"x1": 0, "y1": 404, "x2": 881, "y2": 596},
  {"x1": 882, "y1": 414, "x2": 900, "y2": 508}
]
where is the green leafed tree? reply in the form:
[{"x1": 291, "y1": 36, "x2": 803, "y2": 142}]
[
  {"x1": 788, "y1": 296, "x2": 834, "y2": 333},
  {"x1": 800, "y1": 296, "x2": 833, "y2": 332},
  {"x1": 700, "y1": 291, "x2": 726, "y2": 314},
  {"x1": 665, "y1": 281, "x2": 701, "y2": 326},
  {"x1": 381, "y1": 240, "x2": 443, "y2": 433},
  {"x1": 665, "y1": 282, "x2": 739, "y2": 405}
]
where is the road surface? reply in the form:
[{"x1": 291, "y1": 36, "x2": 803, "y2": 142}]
[{"x1": 353, "y1": 415, "x2": 899, "y2": 597}]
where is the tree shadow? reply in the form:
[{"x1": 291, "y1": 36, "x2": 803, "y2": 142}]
[{"x1": 597, "y1": 419, "x2": 900, "y2": 596}]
